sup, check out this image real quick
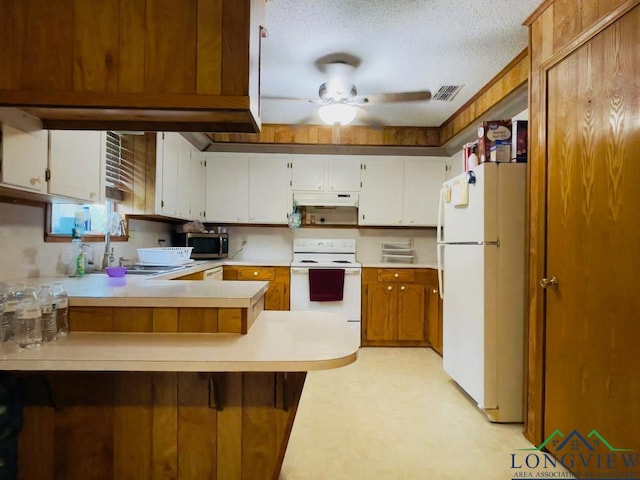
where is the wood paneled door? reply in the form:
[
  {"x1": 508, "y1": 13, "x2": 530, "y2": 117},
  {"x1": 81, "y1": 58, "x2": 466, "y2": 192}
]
[{"x1": 542, "y1": 3, "x2": 640, "y2": 473}]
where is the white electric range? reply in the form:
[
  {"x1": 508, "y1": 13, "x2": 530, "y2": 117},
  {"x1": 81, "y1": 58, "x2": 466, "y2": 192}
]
[{"x1": 290, "y1": 239, "x2": 362, "y2": 336}]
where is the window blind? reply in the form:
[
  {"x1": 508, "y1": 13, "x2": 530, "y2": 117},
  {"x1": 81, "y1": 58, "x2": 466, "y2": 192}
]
[{"x1": 104, "y1": 131, "x2": 135, "y2": 201}]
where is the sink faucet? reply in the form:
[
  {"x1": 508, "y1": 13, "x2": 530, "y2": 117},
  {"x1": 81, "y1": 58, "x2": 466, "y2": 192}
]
[{"x1": 102, "y1": 214, "x2": 126, "y2": 270}]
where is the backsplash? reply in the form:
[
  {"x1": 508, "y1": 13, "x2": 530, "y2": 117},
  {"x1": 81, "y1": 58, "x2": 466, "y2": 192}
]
[
  {"x1": 0, "y1": 202, "x2": 171, "y2": 282},
  {"x1": 225, "y1": 226, "x2": 437, "y2": 266}
]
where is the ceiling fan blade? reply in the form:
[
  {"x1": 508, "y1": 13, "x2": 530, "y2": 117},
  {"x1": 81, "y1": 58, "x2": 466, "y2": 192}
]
[
  {"x1": 262, "y1": 95, "x2": 318, "y2": 103},
  {"x1": 356, "y1": 90, "x2": 432, "y2": 105}
]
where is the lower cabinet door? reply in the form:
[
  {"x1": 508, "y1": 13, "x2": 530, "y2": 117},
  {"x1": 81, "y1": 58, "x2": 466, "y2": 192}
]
[
  {"x1": 396, "y1": 284, "x2": 426, "y2": 341},
  {"x1": 365, "y1": 284, "x2": 396, "y2": 341}
]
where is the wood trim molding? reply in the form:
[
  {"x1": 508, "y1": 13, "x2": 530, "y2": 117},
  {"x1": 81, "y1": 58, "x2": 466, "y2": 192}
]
[
  {"x1": 439, "y1": 48, "x2": 529, "y2": 146},
  {"x1": 523, "y1": 0, "x2": 554, "y2": 27},
  {"x1": 539, "y1": 0, "x2": 640, "y2": 71}
]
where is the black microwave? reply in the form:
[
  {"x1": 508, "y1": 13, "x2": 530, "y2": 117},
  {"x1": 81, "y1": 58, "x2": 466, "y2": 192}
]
[{"x1": 172, "y1": 232, "x2": 229, "y2": 259}]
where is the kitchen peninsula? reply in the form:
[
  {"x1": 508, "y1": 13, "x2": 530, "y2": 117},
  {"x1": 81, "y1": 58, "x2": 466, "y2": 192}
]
[{"x1": 0, "y1": 272, "x2": 359, "y2": 480}]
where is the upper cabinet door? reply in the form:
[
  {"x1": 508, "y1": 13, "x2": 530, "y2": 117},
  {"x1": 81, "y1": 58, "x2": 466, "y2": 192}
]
[
  {"x1": 403, "y1": 160, "x2": 446, "y2": 226},
  {"x1": 290, "y1": 156, "x2": 323, "y2": 191},
  {"x1": 205, "y1": 157, "x2": 249, "y2": 223},
  {"x1": 176, "y1": 137, "x2": 191, "y2": 219},
  {"x1": 190, "y1": 151, "x2": 206, "y2": 222},
  {"x1": 157, "y1": 132, "x2": 180, "y2": 217},
  {"x1": 248, "y1": 157, "x2": 290, "y2": 224},
  {"x1": 48, "y1": 130, "x2": 103, "y2": 203},
  {"x1": 326, "y1": 156, "x2": 361, "y2": 192},
  {"x1": 359, "y1": 158, "x2": 404, "y2": 226},
  {"x1": 1, "y1": 124, "x2": 48, "y2": 193}
]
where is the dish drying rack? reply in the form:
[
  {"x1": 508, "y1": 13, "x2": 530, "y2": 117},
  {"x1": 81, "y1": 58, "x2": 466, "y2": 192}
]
[
  {"x1": 381, "y1": 241, "x2": 415, "y2": 264},
  {"x1": 136, "y1": 247, "x2": 194, "y2": 266}
]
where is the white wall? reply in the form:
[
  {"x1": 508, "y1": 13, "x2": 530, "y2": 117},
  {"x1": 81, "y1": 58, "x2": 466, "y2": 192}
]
[{"x1": 0, "y1": 202, "x2": 171, "y2": 282}]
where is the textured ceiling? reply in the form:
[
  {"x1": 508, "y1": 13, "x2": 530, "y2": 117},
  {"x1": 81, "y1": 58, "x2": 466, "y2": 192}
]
[{"x1": 260, "y1": 0, "x2": 539, "y2": 127}]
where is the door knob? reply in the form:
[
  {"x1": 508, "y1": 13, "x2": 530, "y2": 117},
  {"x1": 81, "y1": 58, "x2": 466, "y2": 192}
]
[{"x1": 540, "y1": 276, "x2": 559, "y2": 289}]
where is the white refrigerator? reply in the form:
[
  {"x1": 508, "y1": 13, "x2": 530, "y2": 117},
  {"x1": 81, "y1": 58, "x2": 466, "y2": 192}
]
[{"x1": 436, "y1": 162, "x2": 526, "y2": 423}]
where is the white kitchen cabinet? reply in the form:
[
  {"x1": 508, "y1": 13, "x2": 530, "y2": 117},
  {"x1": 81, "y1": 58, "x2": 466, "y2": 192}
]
[
  {"x1": 360, "y1": 157, "x2": 446, "y2": 226},
  {"x1": 48, "y1": 130, "x2": 104, "y2": 203},
  {"x1": 0, "y1": 123, "x2": 48, "y2": 194},
  {"x1": 402, "y1": 160, "x2": 446, "y2": 226},
  {"x1": 248, "y1": 157, "x2": 290, "y2": 224},
  {"x1": 359, "y1": 158, "x2": 404, "y2": 225},
  {"x1": 290, "y1": 156, "x2": 323, "y2": 191},
  {"x1": 290, "y1": 155, "x2": 360, "y2": 192},
  {"x1": 205, "y1": 156, "x2": 249, "y2": 223},
  {"x1": 326, "y1": 156, "x2": 361, "y2": 191},
  {"x1": 156, "y1": 132, "x2": 203, "y2": 220},
  {"x1": 176, "y1": 137, "x2": 191, "y2": 218},
  {"x1": 190, "y1": 151, "x2": 206, "y2": 222}
]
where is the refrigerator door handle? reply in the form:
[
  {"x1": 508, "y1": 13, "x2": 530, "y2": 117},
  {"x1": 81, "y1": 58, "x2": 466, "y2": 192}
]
[
  {"x1": 437, "y1": 242, "x2": 445, "y2": 300},
  {"x1": 437, "y1": 186, "x2": 445, "y2": 243}
]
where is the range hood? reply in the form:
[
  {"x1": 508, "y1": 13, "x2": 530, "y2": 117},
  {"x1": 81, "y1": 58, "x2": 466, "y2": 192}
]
[{"x1": 293, "y1": 192, "x2": 359, "y2": 207}]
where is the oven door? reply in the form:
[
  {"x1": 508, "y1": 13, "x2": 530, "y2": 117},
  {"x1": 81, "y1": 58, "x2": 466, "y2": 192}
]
[{"x1": 290, "y1": 267, "x2": 361, "y2": 322}]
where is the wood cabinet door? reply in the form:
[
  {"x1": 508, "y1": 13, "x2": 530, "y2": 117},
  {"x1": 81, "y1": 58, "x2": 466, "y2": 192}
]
[
  {"x1": 544, "y1": 7, "x2": 640, "y2": 458},
  {"x1": 359, "y1": 158, "x2": 403, "y2": 225},
  {"x1": 365, "y1": 284, "x2": 396, "y2": 341},
  {"x1": 248, "y1": 157, "x2": 290, "y2": 224},
  {"x1": 396, "y1": 284, "x2": 425, "y2": 341},
  {"x1": 48, "y1": 130, "x2": 103, "y2": 203},
  {"x1": 265, "y1": 282, "x2": 286, "y2": 310},
  {"x1": 426, "y1": 284, "x2": 442, "y2": 353},
  {"x1": 1, "y1": 124, "x2": 48, "y2": 193},
  {"x1": 402, "y1": 159, "x2": 446, "y2": 226},
  {"x1": 326, "y1": 156, "x2": 361, "y2": 191},
  {"x1": 205, "y1": 157, "x2": 249, "y2": 223}
]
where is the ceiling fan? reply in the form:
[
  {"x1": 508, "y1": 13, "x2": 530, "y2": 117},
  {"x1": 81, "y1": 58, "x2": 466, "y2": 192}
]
[{"x1": 263, "y1": 60, "x2": 432, "y2": 126}]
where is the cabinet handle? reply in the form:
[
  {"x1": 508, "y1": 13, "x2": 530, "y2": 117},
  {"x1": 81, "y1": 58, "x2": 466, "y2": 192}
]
[
  {"x1": 394, "y1": 273, "x2": 399, "y2": 278},
  {"x1": 317, "y1": 185, "x2": 322, "y2": 190},
  {"x1": 400, "y1": 286, "x2": 405, "y2": 291},
  {"x1": 387, "y1": 286, "x2": 392, "y2": 291},
  {"x1": 30, "y1": 177, "x2": 41, "y2": 186},
  {"x1": 90, "y1": 192, "x2": 97, "y2": 198},
  {"x1": 253, "y1": 271, "x2": 258, "y2": 276},
  {"x1": 432, "y1": 289, "x2": 438, "y2": 294}
]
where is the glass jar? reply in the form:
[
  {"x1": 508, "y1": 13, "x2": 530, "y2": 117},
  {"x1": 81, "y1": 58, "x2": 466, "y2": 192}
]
[{"x1": 14, "y1": 286, "x2": 42, "y2": 349}]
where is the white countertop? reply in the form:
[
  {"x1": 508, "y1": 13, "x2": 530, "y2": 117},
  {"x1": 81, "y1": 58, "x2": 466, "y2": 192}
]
[
  {"x1": 61, "y1": 274, "x2": 268, "y2": 308},
  {"x1": 0, "y1": 311, "x2": 359, "y2": 372}
]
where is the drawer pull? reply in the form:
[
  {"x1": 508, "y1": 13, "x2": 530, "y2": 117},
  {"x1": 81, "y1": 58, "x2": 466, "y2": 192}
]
[
  {"x1": 394, "y1": 273, "x2": 399, "y2": 278},
  {"x1": 387, "y1": 286, "x2": 392, "y2": 291},
  {"x1": 253, "y1": 271, "x2": 258, "y2": 276},
  {"x1": 400, "y1": 286, "x2": 405, "y2": 291}
]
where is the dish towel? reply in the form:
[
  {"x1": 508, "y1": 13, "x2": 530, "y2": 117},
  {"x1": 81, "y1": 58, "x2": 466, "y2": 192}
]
[{"x1": 309, "y1": 269, "x2": 345, "y2": 301}]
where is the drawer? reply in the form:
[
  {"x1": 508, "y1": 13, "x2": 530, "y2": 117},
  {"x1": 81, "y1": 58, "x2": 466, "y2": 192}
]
[
  {"x1": 377, "y1": 269, "x2": 415, "y2": 283},
  {"x1": 237, "y1": 267, "x2": 275, "y2": 281}
]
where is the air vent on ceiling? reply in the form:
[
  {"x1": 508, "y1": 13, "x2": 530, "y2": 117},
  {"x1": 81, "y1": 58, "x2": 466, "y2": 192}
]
[{"x1": 433, "y1": 85, "x2": 463, "y2": 102}]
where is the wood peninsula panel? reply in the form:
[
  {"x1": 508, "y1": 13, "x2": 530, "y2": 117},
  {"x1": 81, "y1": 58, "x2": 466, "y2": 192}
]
[
  {"x1": 17, "y1": 371, "x2": 307, "y2": 479},
  {"x1": 68, "y1": 305, "x2": 262, "y2": 334},
  {"x1": 523, "y1": 0, "x2": 640, "y2": 446}
]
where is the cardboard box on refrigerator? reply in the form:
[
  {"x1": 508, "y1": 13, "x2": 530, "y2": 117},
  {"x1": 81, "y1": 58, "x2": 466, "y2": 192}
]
[
  {"x1": 477, "y1": 120, "x2": 512, "y2": 164},
  {"x1": 511, "y1": 120, "x2": 528, "y2": 163}
]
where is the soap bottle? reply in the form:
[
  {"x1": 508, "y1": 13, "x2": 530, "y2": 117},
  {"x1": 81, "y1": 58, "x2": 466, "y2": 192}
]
[{"x1": 70, "y1": 228, "x2": 85, "y2": 277}]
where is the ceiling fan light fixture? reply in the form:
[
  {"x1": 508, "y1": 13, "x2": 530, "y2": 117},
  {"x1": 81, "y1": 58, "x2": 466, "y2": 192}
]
[{"x1": 318, "y1": 103, "x2": 357, "y2": 126}]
